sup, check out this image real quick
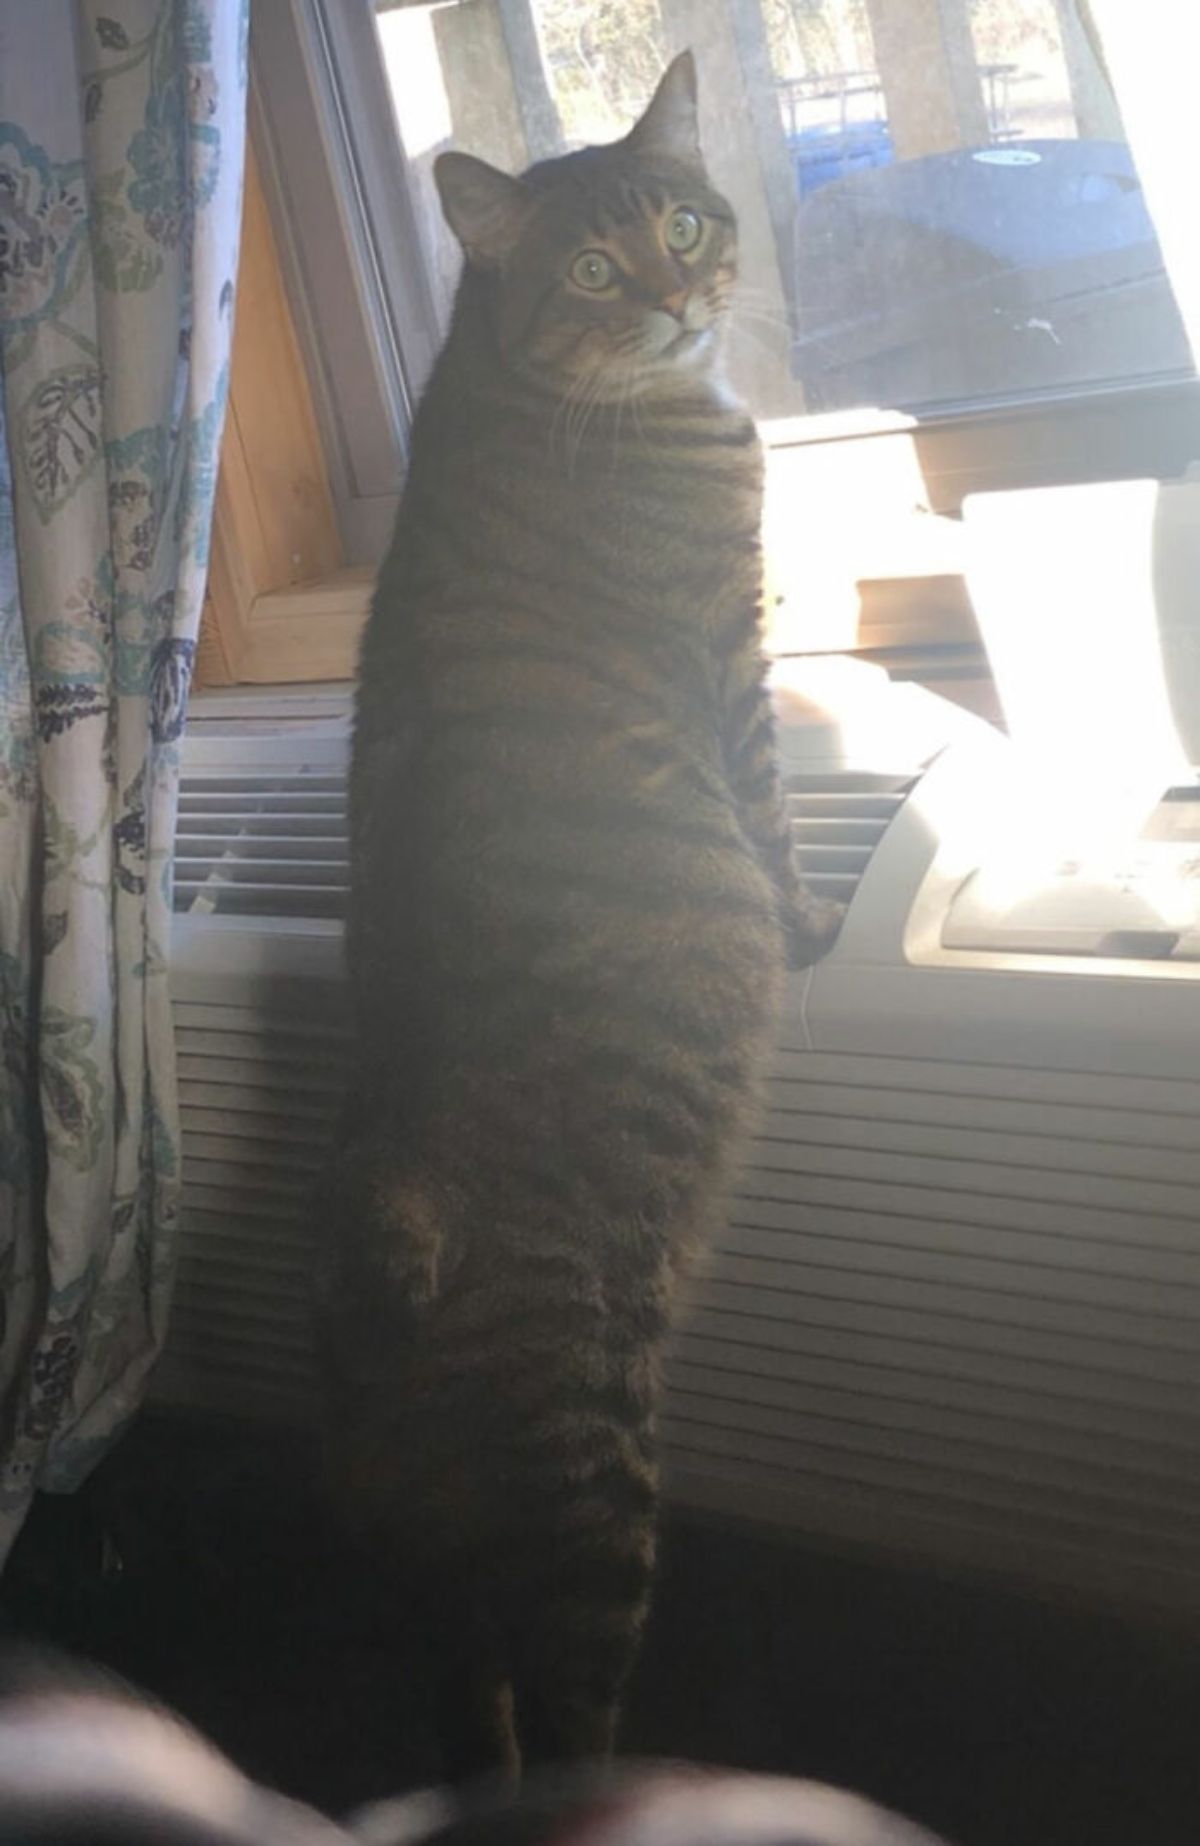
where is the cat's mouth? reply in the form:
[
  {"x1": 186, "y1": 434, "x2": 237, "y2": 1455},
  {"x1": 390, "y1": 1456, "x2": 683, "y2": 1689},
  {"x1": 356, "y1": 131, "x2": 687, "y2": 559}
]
[
  {"x1": 660, "y1": 325, "x2": 714, "y2": 364},
  {"x1": 640, "y1": 309, "x2": 715, "y2": 365}
]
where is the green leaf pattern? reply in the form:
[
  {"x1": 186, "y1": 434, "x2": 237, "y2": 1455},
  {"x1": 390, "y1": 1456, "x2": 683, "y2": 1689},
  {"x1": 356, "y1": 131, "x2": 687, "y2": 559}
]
[
  {"x1": 39, "y1": 1007, "x2": 106, "y2": 1172},
  {"x1": 0, "y1": 0, "x2": 247, "y2": 1554},
  {"x1": 17, "y1": 363, "x2": 104, "y2": 520},
  {"x1": 0, "y1": 125, "x2": 88, "y2": 333}
]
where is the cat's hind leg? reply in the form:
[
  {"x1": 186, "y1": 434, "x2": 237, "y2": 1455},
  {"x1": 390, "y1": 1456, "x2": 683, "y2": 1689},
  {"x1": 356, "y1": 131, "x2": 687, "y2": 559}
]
[
  {"x1": 435, "y1": 1644, "x2": 520, "y2": 1787},
  {"x1": 511, "y1": 1517, "x2": 656, "y2": 1768}
]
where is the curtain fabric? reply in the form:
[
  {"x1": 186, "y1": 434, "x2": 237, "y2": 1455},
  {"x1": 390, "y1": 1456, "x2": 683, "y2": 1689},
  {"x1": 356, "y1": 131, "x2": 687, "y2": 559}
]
[{"x1": 0, "y1": 0, "x2": 247, "y2": 1562}]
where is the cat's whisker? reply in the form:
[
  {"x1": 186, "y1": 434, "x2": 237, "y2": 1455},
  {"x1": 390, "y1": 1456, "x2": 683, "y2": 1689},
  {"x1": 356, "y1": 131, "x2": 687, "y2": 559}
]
[
  {"x1": 730, "y1": 299, "x2": 794, "y2": 335},
  {"x1": 731, "y1": 282, "x2": 790, "y2": 308},
  {"x1": 550, "y1": 324, "x2": 622, "y2": 462},
  {"x1": 730, "y1": 317, "x2": 794, "y2": 348},
  {"x1": 732, "y1": 296, "x2": 788, "y2": 313},
  {"x1": 564, "y1": 357, "x2": 614, "y2": 469},
  {"x1": 573, "y1": 359, "x2": 611, "y2": 442},
  {"x1": 611, "y1": 358, "x2": 648, "y2": 463},
  {"x1": 611, "y1": 373, "x2": 627, "y2": 466},
  {"x1": 566, "y1": 387, "x2": 597, "y2": 463},
  {"x1": 554, "y1": 368, "x2": 589, "y2": 454},
  {"x1": 728, "y1": 330, "x2": 786, "y2": 374},
  {"x1": 729, "y1": 316, "x2": 795, "y2": 362},
  {"x1": 625, "y1": 360, "x2": 652, "y2": 452},
  {"x1": 554, "y1": 354, "x2": 612, "y2": 470},
  {"x1": 730, "y1": 317, "x2": 793, "y2": 346},
  {"x1": 731, "y1": 287, "x2": 785, "y2": 306},
  {"x1": 549, "y1": 360, "x2": 583, "y2": 454}
]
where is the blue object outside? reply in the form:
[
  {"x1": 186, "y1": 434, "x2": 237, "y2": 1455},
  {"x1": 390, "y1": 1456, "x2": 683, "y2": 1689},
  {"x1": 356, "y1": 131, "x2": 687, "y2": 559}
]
[{"x1": 789, "y1": 130, "x2": 1156, "y2": 269}]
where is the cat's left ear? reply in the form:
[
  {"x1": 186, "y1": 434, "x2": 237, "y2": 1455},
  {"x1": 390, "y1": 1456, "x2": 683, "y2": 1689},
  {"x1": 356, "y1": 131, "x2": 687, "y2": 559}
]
[
  {"x1": 625, "y1": 51, "x2": 701, "y2": 168},
  {"x1": 435, "y1": 151, "x2": 533, "y2": 268}
]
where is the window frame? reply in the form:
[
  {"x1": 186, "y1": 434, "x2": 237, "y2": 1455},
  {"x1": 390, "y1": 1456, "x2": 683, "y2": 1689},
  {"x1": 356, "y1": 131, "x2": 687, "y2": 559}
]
[
  {"x1": 249, "y1": 0, "x2": 442, "y2": 565},
  {"x1": 241, "y1": 0, "x2": 1200, "y2": 691}
]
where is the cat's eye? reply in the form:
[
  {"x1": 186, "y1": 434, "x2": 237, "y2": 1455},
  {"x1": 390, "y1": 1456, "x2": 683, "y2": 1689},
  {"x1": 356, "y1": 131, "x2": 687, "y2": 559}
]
[
  {"x1": 665, "y1": 208, "x2": 703, "y2": 255},
  {"x1": 570, "y1": 249, "x2": 616, "y2": 292}
]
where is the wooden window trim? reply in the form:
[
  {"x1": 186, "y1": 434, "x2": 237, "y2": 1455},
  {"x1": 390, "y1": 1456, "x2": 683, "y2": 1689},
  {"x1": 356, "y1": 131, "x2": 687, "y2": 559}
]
[{"x1": 197, "y1": 135, "x2": 372, "y2": 687}]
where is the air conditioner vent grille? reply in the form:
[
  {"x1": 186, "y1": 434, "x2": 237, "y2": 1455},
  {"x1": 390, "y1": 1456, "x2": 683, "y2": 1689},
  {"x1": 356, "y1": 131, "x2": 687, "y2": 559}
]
[
  {"x1": 786, "y1": 773, "x2": 913, "y2": 904},
  {"x1": 174, "y1": 769, "x2": 350, "y2": 919},
  {"x1": 175, "y1": 746, "x2": 913, "y2": 923}
]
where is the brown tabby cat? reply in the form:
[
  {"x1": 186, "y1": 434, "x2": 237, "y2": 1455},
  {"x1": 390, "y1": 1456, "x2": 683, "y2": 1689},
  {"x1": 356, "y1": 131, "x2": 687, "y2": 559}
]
[{"x1": 319, "y1": 52, "x2": 838, "y2": 1783}]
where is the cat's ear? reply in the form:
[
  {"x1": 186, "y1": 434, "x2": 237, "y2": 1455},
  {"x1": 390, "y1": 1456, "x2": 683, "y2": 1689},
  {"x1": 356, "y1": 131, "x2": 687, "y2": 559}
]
[
  {"x1": 625, "y1": 51, "x2": 701, "y2": 167},
  {"x1": 434, "y1": 152, "x2": 532, "y2": 268}
]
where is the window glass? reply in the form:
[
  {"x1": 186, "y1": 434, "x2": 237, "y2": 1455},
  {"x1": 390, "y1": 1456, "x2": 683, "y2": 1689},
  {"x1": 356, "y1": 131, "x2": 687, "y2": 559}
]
[{"x1": 373, "y1": 0, "x2": 1193, "y2": 422}]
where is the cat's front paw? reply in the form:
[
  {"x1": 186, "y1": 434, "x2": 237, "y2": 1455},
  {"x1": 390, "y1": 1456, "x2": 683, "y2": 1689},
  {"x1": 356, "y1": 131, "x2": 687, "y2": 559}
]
[{"x1": 784, "y1": 893, "x2": 846, "y2": 969}]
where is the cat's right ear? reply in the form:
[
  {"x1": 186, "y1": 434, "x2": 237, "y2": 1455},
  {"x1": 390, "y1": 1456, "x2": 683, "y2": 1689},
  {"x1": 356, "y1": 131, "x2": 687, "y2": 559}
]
[
  {"x1": 625, "y1": 51, "x2": 701, "y2": 167},
  {"x1": 434, "y1": 152, "x2": 532, "y2": 268}
]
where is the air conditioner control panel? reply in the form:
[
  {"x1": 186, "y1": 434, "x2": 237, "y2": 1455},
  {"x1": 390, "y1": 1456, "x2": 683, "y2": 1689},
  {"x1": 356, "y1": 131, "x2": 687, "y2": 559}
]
[{"x1": 942, "y1": 786, "x2": 1200, "y2": 961}]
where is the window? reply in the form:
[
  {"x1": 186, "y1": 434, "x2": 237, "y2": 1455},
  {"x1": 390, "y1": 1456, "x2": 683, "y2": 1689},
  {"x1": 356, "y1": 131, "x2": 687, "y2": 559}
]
[
  {"x1": 373, "y1": 0, "x2": 1193, "y2": 420},
  {"x1": 212, "y1": 0, "x2": 1200, "y2": 705}
]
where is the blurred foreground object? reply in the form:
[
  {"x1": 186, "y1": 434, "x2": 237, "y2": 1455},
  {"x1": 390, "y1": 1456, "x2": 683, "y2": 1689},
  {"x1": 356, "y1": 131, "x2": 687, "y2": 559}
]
[{"x1": 0, "y1": 1665, "x2": 951, "y2": 1846}]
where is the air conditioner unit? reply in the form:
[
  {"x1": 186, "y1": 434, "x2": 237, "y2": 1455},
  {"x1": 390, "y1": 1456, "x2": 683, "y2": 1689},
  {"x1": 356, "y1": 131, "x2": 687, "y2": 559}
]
[
  {"x1": 164, "y1": 689, "x2": 352, "y2": 1432},
  {"x1": 163, "y1": 484, "x2": 1200, "y2": 1623}
]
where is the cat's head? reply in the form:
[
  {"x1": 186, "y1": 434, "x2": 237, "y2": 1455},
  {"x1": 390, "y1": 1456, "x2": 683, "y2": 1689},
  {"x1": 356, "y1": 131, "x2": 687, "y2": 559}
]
[{"x1": 434, "y1": 54, "x2": 736, "y2": 394}]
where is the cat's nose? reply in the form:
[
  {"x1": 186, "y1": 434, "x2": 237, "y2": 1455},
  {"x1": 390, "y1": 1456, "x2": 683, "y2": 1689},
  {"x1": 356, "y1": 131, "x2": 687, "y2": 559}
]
[{"x1": 659, "y1": 289, "x2": 689, "y2": 321}]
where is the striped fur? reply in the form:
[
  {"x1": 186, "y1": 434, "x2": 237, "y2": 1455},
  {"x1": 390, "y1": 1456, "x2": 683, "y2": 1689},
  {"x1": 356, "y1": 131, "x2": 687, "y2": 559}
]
[{"x1": 319, "y1": 53, "x2": 839, "y2": 1783}]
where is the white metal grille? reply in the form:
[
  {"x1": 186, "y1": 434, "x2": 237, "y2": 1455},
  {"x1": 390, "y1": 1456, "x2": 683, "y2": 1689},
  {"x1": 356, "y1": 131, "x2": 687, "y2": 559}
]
[
  {"x1": 158, "y1": 1000, "x2": 350, "y2": 1423},
  {"x1": 173, "y1": 753, "x2": 909, "y2": 921},
  {"x1": 174, "y1": 773, "x2": 350, "y2": 918},
  {"x1": 787, "y1": 775, "x2": 912, "y2": 905},
  {"x1": 663, "y1": 1040, "x2": 1200, "y2": 1615}
]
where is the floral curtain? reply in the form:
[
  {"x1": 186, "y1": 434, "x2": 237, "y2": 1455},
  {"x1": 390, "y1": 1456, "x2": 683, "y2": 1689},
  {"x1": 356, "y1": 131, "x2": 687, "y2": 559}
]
[{"x1": 0, "y1": 0, "x2": 247, "y2": 1562}]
